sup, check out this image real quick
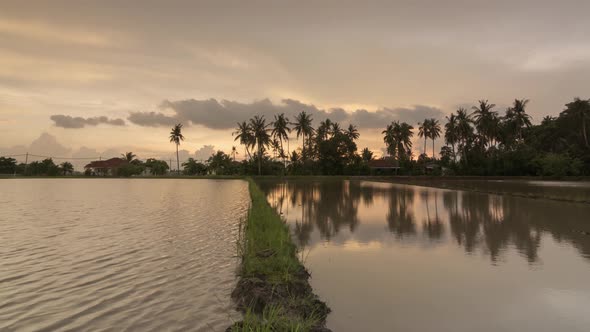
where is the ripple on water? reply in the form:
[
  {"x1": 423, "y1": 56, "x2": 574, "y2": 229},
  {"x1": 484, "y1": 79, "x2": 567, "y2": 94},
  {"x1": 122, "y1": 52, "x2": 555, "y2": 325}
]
[{"x1": 0, "y1": 179, "x2": 249, "y2": 332}]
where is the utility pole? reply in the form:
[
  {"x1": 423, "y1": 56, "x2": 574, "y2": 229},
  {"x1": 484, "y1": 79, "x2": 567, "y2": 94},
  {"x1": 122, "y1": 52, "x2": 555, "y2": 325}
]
[{"x1": 24, "y1": 152, "x2": 29, "y2": 174}]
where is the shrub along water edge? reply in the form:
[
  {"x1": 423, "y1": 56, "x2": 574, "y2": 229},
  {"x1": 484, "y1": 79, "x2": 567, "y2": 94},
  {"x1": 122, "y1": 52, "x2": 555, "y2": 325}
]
[{"x1": 228, "y1": 178, "x2": 330, "y2": 332}]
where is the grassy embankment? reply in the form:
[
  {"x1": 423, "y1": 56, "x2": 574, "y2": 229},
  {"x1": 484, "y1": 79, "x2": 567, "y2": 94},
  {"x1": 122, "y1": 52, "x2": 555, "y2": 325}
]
[{"x1": 228, "y1": 178, "x2": 330, "y2": 332}]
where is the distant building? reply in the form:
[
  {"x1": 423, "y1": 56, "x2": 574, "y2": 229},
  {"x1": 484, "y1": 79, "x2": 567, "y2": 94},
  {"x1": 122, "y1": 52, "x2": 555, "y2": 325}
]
[
  {"x1": 84, "y1": 158, "x2": 127, "y2": 176},
  {"x1": 368, "y1": 158, "x2": 400, "y2": 174},
  {"x1": 424, "y1": 162, "x2": 441, "y2": 174}
]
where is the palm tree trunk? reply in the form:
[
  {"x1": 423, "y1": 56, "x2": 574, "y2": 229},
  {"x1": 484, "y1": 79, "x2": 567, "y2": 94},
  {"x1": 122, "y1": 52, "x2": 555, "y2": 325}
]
[
  {"x1": 257, "y1": 141, "x2": 262, "y2": 175},
  {"x1": 452, "y1": 143, "x2": 456, "y2": 163},
  {"x1": 176, "y1": 143, "x2": 180, "y2": 174},
  {"x1": 424, "y1": 138, "x2": 427, "y2": 157},
  {"x1": 302, "y1": 134, "x2": 306, "y2": 161},
  {"x1": 462, "y1": 140, "x2": 469, "y2": 164},
  {"x1": 432, "y1": 138, "x2": 435, "y2": 160},
  {"x1": 281, "y1": 139, "x2": 285, "y2": 169},
  {"x1": 583, "y1": 114, "x2": 589, "y2": 148}
]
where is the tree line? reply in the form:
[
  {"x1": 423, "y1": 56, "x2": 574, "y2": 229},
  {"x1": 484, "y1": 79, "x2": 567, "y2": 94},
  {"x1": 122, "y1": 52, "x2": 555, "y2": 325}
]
[
  {"x1": 0, "y1": 153, "x2": 171, "y2": 177},
  {"x1": 0, "y1": 157, "x2": 75, "y2": 176},
  {"x1": 229, "y1": 97, "x2": 590, "y2": 176},
  {"x1": 2, "y1": 96, "x2": 588, "y2": 177},
  {"x1": 232, "y1": 112, "x2": 373, "y2": 175},
  {"x1": 440, "y1": 97, "x2": 590, "y2": 176}
]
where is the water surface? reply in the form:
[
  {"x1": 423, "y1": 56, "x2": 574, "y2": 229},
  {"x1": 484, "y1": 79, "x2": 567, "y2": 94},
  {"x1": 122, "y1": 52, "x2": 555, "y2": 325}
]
[
  {"x1": 1, "y1": 179, "x2": 249, "y2": 332},
  {"x1": 257, "y1": 179, "x2": 590, "y2": 332},
  {"x1": 384, "y1": 178, "x2": 590, "y2": 202}
]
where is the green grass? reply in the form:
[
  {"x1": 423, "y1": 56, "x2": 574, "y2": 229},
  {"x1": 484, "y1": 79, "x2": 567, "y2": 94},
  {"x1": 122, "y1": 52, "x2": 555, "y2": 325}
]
[
  {"x1": 232, "y1": 305, "x2": 321, "y2": 332},
  {"x1": 240, "y1": 178, "x2": 302, "y2": 282},
  {"x1": 230, "y1": 178, "x2": 330, "y2": 331}
]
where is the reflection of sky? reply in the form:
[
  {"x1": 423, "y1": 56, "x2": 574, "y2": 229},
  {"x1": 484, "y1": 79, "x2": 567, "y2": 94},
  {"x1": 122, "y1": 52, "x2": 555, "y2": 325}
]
[
  {"x1": 259, "y1": 179, "x2": 590, "y2": 332},
  {"x1": 525, "y1": 180, "x2": 590, "y2": 188},
  {"x1": 260, "y1": 179, "x2": 590, "y2": 263},
  {"x1": 275, "y1": 181, "x2": 456, "y2": 250}
]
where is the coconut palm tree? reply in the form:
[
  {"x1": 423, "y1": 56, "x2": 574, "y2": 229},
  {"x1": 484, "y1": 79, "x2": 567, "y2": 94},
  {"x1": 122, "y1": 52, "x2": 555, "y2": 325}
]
[
  {"x1": 456, "y1": 107, "x2": 474, "y2": 162},
  {"x1": 231, "y1": 146, "x2": 238, "y2": 161},
  {"x1": 346, "y1": 124, "x2": 360, "y2": 140},
  {"x1": 445, "y1": 113, "x2": 459, "y2": 162},
  {"x1": 249, "y1": 115, "x2": 271, "y2": 175},
  {"x1": 233, "y1": 121, "x2": 254, "y2": 160},
  {"x1": 270, "y1": 138, "x2": 281, "y2": 159},
  {"x1": 317, "y1": 119, "x2": 333, "y2": 140},
  {"x1": 331, "y1": 122, "x2": 342, "y2": 136},
  {"x1": 293, "y1": 111, "x2": 314, "y2": 160},
  {"x1": 429, "y1": 119, "x2": 442, "y2": 159},
  {"x1": 271, "y1": 113, "x2": 291, "y2": 166},
  {"x1": 121, "y1": 152, "x2": 137, "y2": 162},
  {"x1": 169, "y1": 123, "x2": 184, "y2": 174},
  {"x1": 361, "y1": 147, "x2": 373, "y2": 162},
  {"x1": 542, "y1": 115, "x2": 555, "y2": 125},
  {"x1": 384, "y1": 121, "x2": 414, "y2": 160},
  {"x1": 60, "y1": 161, "x2": 74, "y2": 175},
  {"x1": 472, "y1": 100, "x2": 497, "y2": 148},
  {"x1": 382, "y1": 123, "x2": 396, "y2": 157},
  {"x1": 506, "y1": 99, "x2": 532, "y2": 140},
  {"x1": 418, "y1": 119, "x2": 429, "y2": 156},
  {"x1": 394, "y1": 122, "x2": 414, "y2": 160},
  {"x1": 563, "y1": 97, "x2": 590, "y2": 148}
]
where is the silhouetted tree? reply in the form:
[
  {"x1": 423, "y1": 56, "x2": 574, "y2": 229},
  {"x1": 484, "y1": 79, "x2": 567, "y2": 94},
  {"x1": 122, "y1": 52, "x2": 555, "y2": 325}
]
[
  {"x1": 233, "y1": 121, "x2": 255, "y2": 160},
  {"x1": 169, "y1": 123, "x2": 185, "y2": 173},
  {"x1": 361, "y1": 147, "x2": 373, "y2": 162},
  {"x1": 562, "y1": 97, "x2": 590, "y2": 148},
  {"x1": 60, "y1": 162, "x2": 74, "y2": 175},
  {"x1": 293, "y1": 111, "x2": 314, "y2": 161},
  {"x1": 272, "y1": 113, "x2": 291, "y2": 167},
  {"x1": 250, "y1": 115, "x2": 271, "y2": 175}
]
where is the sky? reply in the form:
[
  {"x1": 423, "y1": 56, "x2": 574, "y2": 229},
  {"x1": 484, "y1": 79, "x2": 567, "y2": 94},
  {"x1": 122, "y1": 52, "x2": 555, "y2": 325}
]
[{"x1": 1, "y1": 0, "x2": 590, "y2": 169}]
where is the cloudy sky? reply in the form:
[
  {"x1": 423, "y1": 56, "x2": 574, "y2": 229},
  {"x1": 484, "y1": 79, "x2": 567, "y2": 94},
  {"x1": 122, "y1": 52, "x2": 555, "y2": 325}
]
[{"x1": 1, "y1": 0, "x2": 589, "y2": 168}]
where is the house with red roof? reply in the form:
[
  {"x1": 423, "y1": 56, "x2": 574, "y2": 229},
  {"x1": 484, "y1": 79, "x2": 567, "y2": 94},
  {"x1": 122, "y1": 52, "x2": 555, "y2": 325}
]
[
  {"x1": 84, "y1": 158, "x2": 128, "y2": 176},
  {"x1": 368, "y1": 157, "x2": 400, "y2": 174}
]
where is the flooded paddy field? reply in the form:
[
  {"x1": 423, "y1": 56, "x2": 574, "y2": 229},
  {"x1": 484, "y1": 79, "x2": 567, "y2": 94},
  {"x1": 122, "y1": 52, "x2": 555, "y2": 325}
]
[
  {"x1": 0, "y1": 179, "x2": 249, "y2": 332},
  {"x1": 257, "y1": 178, "x2": 590, "y2": 332}
]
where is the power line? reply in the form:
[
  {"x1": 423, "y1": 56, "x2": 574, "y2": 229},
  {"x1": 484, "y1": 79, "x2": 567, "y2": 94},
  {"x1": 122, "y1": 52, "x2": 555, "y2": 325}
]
[
  {"x1": 27, "y1": 154, "x2": 101, "y2": 160},
  {"x1": 1, "y1": 154, "x2": 27, "y2": 158}
]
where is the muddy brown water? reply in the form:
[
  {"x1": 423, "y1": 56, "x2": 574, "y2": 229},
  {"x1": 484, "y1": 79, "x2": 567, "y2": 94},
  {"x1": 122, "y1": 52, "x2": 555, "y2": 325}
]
[
  {"x1": 257, "y1": 179, "x2": 590, "y2": 332},
  {"x1": 0, "y1": 179, "x2": 249, "y2": 332}
]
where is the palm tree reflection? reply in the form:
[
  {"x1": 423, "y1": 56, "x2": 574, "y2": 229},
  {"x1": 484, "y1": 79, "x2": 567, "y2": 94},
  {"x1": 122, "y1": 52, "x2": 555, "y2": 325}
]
[
  {"x1": 422, "y1": 191, "x2": 444, "y2": 240},
  {"x1": 257, "y1": 179, "x2": 590, "y2": 264},
  {"x1": 385, "y1": 186, "x2": 416, "y2": 237}
]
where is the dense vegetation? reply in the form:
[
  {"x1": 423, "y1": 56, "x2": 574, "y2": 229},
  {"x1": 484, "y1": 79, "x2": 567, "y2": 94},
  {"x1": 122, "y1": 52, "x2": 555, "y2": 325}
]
[
  {"x1": 230, "y1": 112, "x2": 372, "y2": 176},
  {"x1": 438, "y1": 98, "x2": 590, "y2": 176},
  {"x1": 228, "y1": 97, "x2": 590, "y2": 176},
  {"x1": 0, "y1": 157, "x2": 74, "y2": 176},
  {"x1": 0, "y1": 154, "x2": 170, "y2": 177}
]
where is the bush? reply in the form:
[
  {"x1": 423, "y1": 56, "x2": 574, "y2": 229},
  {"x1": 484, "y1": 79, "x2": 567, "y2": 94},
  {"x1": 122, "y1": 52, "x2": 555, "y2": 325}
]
[
  {"x1": 117, "y1": 163, "x2": 144, "y2": 177},
  {"x1": 533, "y1": 153, "x2": 583, "y2": 176},
  {"x1": 0, "y1": 157, "x2": 17, "y2": 174},
  {"x1": 144, "y1": 159, "x2": 169, "y2": 175}
]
